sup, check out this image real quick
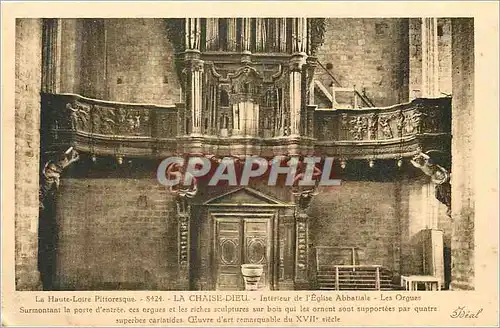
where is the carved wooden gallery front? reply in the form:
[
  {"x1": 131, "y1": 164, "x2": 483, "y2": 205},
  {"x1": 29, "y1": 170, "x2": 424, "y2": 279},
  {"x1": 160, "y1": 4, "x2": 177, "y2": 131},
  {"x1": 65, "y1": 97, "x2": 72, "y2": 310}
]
[{"x1": 39, "y1": 18, "x2": 452, "y2": 291}]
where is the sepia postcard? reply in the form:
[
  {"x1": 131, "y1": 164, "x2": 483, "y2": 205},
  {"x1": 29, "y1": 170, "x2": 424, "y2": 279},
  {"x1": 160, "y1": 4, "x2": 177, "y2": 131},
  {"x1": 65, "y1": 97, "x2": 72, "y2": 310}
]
[{"x1": 1, "y1": 1, "x2": 499, "y2": 327}]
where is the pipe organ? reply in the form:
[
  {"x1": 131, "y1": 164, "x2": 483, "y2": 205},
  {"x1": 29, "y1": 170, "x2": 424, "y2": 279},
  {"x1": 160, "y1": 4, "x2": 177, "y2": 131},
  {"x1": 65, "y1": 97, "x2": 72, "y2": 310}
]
[{"x1": 170, "y1": 18, "x2": 326, "y2": 141}]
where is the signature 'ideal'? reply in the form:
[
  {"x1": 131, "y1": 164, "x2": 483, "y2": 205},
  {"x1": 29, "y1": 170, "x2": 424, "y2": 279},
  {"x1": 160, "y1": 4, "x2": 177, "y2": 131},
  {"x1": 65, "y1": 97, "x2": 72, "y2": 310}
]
[{"x1": 450, "y1": 306, "x2": 483, "y2": 319}]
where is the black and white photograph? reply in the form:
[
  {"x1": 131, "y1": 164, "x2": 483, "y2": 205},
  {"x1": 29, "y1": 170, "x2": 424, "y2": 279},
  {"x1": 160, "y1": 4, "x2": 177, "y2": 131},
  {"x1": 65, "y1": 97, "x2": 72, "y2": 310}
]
[{"x1": 13, "y1": 16, "x2": 477, "y2": 293}]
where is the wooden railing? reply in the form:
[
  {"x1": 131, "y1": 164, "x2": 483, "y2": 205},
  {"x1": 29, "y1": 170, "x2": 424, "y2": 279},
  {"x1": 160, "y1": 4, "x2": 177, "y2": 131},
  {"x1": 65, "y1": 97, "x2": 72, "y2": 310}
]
[
  {"x1": 41, "y1": 93, "x2": 451, "y2": 161},
  {"x1": 40, "y1": 93, "x2": 179, "y2": 157},
  {"x1": 315, "y1": 60, "x2": 375, "y2": 109},
  {"x1": 315, "y1": 246, "x2": 394, "y2": 291},
  {"x1": 316, "y1": 265, "x2": 392, "y2": 291},
  {"x1": 314, "y1": 97, "x2": 451, "y2": 142},
  {"x1": 313, "y1": 97, "x2": 451, "y2": 160}
]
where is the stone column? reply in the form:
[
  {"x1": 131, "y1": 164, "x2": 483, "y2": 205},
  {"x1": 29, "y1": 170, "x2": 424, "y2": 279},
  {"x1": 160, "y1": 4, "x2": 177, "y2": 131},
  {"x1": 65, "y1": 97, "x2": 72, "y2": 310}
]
[
  {"x1": 60, "y1": 19, "x2": 83, "y2": 94},
  {"x1": 409, "y1": 18, "x2": 423, "y2": 99},
  {"x1": 450, "y1": 18, "x2": 474, "y2": 290},
  {"x1": 409, "y1": 18, "x2": 440, "y2": 99},
  {"x1": 421, "y1": 18, "x2": 440, "y2": 97},
  {"x1": 289, "y1": 53, "x2": 307, "y2": 136},
  {"x1": 15, "y1": 19, "x2": 43, "y2": 291},
  {"x1": 41, "y1": 19, "x2": 62, "y2": 93},
  {"x1": 287, "y1": 18, "x2": 308, "y2": 137},
  {"x1": 184, "y1": 18, "x2": 203, "y2": 136}
]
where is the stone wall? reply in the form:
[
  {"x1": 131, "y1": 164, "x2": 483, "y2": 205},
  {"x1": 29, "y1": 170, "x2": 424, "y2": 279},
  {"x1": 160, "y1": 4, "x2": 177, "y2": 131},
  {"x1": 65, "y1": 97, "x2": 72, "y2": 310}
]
[
  {"x1": 409, "y1": 18, "x2": 453, "y2": 99},
  {"x1": 398, "y1": 178, "x2": 451, "y2": 287},
  {"x1": 52, "y1": 175, "x2": 180, "y2": 290},
  {"x1": 309, "y1": 181, "x2": 401, "y2": 272},
  {"x1": 438, "y1": 18, "x2": 453, "y2": 96},
  {"x1": 104, "y1": 19, "x2": 180, "y2": 104},
  {"x1": 56, "y1": 18, "x2": 455, "y2": 107},
  {"x1": 79, "y1": 19, "x2": 107, "y2": 99},
  {"x1": 315, "y1": 18, "x2": 410, "y2": 107},
  {"x1": 450, "y1": 18, "x2": 475, "y2": 290},
  {"x1": 308, "y1": 178, "x2": 450, "y2": 283},
  {"x1": 64, "y1": 19, "x2": 181, "y2": 105},
  {"x1": 15, "y1": 18, "x2": 43, "y2": 291}
]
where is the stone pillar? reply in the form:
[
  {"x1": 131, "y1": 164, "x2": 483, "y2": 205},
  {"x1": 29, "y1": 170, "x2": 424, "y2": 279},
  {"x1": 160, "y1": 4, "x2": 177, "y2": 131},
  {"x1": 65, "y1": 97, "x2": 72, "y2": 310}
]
[
  {"x1": 421, "y1": 18, "x2": 440, "y2": 97},
  {"x1": 15, "y1": 19, "x2": 43, "y2": 291},
  {"x1": 288, "y1": 18, "x2": 308, "y2": 137},
  {"x1": 184, "y1": 18, "x2": 203, "y2": 136},
  {"x1": 409, "y1": 18, "x2": 423, "y2": 99},
  {"x1": 60, "y1": 19, "x2": 83, "y2": 94},
  {"x1": 450, "y1": 18, "x2": 474, "y2": 290},
  {"x1": 289, "y1": 54, "x2": 307, "y2": 136},
  {"x1": 41, "y1": 19, "x2": 62, "y2": 93},
  {"x1": 409, "y1": 18, "x2": 440, "y2": 99},
  {"x1": 437, "y1": 18, "x2": 453, "y2": 96}
]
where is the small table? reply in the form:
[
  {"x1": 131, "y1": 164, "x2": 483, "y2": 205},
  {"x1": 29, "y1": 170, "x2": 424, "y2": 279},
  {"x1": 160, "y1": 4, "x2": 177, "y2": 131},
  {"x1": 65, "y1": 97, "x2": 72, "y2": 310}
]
[{"x1": 400, "y1": 275, "x2": 441, "y2": 291}]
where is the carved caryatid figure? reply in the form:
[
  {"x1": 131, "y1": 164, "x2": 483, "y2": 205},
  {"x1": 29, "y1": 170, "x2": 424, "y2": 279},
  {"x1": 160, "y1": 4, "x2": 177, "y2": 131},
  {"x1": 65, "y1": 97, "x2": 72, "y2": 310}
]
[
  {"x1": 40, "y1": 147, "x2": 80, "y2": 210},
  {"x1": 410, "y1": 152, "x2": 450, "y2": 185},
  {"x1": 290, "y1": 159, "x2": 322, "y2": 213},
  {"x1": 410, "y1": 152, "x2": 451, "y2": 216},
  {"x1": 164, "y1": 160, "x2": 198, "y2": 199}
]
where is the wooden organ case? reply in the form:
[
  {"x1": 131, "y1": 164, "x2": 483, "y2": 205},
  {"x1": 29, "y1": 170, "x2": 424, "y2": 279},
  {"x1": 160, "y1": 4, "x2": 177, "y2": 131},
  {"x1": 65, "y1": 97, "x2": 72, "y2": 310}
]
[{"x1": 165, "y1": 18, "x2": 327, "y2": 290}]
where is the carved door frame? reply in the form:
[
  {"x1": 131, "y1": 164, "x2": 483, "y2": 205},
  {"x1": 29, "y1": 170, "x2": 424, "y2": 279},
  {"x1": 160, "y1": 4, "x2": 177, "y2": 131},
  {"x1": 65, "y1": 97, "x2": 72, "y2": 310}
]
[{"x1": 190, "y1": 187, "x2": 299, "y2": 291}]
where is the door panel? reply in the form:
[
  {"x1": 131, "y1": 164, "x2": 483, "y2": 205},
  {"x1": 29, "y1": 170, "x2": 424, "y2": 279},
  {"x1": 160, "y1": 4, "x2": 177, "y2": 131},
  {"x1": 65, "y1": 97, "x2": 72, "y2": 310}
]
[
  {"x1": 243, "y1": 219, "x2": 271, "y2": 290},
  {"x1": 215, "y1": 220, "x2": 243, "y2": 290},
  {"x1": 214, "y1": 217, "x2": 272, "y2": 290}
]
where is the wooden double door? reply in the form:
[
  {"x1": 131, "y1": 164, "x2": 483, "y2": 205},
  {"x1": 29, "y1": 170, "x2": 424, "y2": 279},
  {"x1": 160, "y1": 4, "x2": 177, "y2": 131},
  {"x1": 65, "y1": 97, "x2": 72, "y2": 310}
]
[{"x1": 214, "y1": 217, "x2": 272, "y2": 290}]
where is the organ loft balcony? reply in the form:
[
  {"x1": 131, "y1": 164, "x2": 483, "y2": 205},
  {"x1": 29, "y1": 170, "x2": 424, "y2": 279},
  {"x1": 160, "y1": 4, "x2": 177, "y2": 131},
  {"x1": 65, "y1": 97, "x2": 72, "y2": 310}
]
[{"x1": 40, "y1": 18, "x2": 451, "y2": 164}]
